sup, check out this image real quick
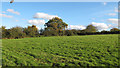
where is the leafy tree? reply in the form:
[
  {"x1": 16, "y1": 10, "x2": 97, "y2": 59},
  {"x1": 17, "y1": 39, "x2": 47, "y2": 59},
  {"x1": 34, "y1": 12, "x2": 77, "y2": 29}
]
[
  {"x1": 1, "y1": 26, "x2": 6, "y2": 38},
  {"x1": 40, "y1": 28, "x2": 44, "y2": 35},
  {"x1": 71, "y1": 29, "x2": 78, "y2": 35},
  {"x1": 85, "y1": 24, "x2": 98, "y2": 32},
  {"x1": 0, "y1": 27, "x2": 1, "y2": 39},
  {"x1": 43, "y1": 27, "x2": 58, "y2": 36},
  {"x1": 9, "y1": 26, "x2": 26, "y2": 39},
  {"x1": 44, "y1": 17, "x2": 68, "y2": 36},
  {"x1": 23, "y1": 25, "x2": 39, "y2": 37},
  {"x1": 110, "y1": 28, "x2": 119, "y2": 32},
  {"x1": 1, "y1": 26, "x2": 11, "y2": 38},
  {"x1": 65, "y1": 30, "x2": 74, "y2": 36},
  {"x1": 101, "y1": 30, "x2": 109, "y2": 34}
]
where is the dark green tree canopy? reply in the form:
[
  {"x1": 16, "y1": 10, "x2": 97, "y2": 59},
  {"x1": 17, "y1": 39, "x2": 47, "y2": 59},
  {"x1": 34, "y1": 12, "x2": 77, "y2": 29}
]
[
  {"x1": 23, "y1": 25, "x2": 39, "y2": 37},
  {"x1": 9, "y1": 26, "x2": 26, "y2": 39},
  {"x1": 110, "y1": 28, "x2": 119, "y2": 32},
  {"x1": 45, "y1": 17, "x2": 68, "y2": 30},
  {"x1": 44, "y1": 17, "x2": 68, "y2": 36},
  {"x1": 85, "y1": 24, "x2": 98, "y2": 32}
]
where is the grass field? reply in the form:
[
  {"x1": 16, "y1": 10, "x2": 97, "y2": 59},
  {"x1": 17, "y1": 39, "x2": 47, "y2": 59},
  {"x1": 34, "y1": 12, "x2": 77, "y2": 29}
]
[{"x1": 2, "y1": 34, "x2": 119, "y2": 66}]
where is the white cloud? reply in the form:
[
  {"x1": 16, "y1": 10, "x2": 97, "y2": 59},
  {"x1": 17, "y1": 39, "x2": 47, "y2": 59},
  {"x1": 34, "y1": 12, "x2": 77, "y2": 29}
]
[
  {"x1": 0, "y1": 14, "x2": 13, "y2": 18},
  {"x1": 36, "y1": 26, "x2": 40, "y2": 30},
  {"x1": 68, "y1": 25, "x2": 86, "y2": 30},
  {"x1": 102, "y1": 2, "x2": 107, "y2": 5},
  {"x1": 91, "y1": 22, "x2": 112, "y2": 30},
  {"x1": 33, "y1": 13, "x2": 59, "y2": 20},
  {"x1": 28, "y1": 19, "x2": 45, "y2": 25},
  {"x1": 108, "y1": 13, "x2": 116, "y2": 16},
  {"x1": 107, "y1": 18, "x2": 118, "y2": 24},
  {"x1": 7, "y1": 9, "x2": 20, "y2": 15}
]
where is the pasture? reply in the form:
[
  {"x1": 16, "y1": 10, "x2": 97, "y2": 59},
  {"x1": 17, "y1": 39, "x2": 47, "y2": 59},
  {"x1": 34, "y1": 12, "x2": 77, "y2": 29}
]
[{"x1": 2, "y1": 34, "x2": 119, "y2": 66}]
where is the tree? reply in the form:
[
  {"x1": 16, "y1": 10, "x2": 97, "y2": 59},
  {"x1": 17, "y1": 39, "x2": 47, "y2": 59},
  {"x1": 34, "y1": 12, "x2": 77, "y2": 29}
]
[
  {"x1": 23, "y1": 25, "x2": 39, "y2": 37},
  {"x1": 65, "y1": 30, "x2": 74, "y2": 36},
  {"x1": 110, "y1": 28, "x2": 119, "y2": 32},
  {"x1": 43, "y1": 27, "x2": 58, "y2": 36},
  {"x1": 0, "y1": 27, "x2": 1, "y2": 39},
  {"x1": 71, "y1": 29, "x2": 78, "y2": 35},
  {"x1": 40, "y1": 28, "x2": 44, "y2": 35},
  {"x1": 85, "y1": 24, "x2": 98, "y2": 33},
  {"x1": 9, "y1": 26, "x2": 26, "y2": 39},
  {"x1": 1, "y1": 26, "x2": 6, "y2": 38},
  {"x1": 110, "y1": 28, "x2": 120, "y2": 34},
  {"x1": 101, "y1": 30, "x2": 109, "y2": 34},
  {"x1": 1, "y1": 26, "x2": 11, "y2": 38},
  {"x1": 44, "y1": 17, "x2": 68, "y2": 36}
]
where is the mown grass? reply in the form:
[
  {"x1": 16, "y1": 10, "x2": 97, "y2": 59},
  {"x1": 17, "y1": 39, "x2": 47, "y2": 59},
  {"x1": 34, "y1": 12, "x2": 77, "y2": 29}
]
[{"x1": 2, "y1": 34, "x2": 119, "y2": 66}]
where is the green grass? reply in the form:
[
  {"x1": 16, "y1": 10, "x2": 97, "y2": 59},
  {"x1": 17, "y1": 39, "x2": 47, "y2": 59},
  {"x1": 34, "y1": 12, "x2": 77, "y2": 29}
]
[{"x1": 2, "y1": 34, "x2": 119, "y2": 66}]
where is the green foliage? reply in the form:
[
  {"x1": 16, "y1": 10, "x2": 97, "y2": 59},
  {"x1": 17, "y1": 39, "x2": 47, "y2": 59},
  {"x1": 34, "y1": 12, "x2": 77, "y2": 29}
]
[
  {"x1": 1, "y1": 26, "x2": 26, "y2": 39},
  {"x1": 110, "y1": 28, "x2": 119, "y2": 32},
  {"x1": 65, "y1": 30, "x2": 74, "y2": 36},
  {"x1": 44, "y1": 17, "x2": 68, "y2": 36},
  {"x1": 1, "y1": 26, "x2": 8, "y2": 38},
  {"x1": 9, "y1": 26, "x2": 26, "y2": 39},
  {"x1": 71, "y1": 29, "x2": 78, "y2": 35},
  {"x1": 23, "y1": 25, "x2": 39, "y2": 37},
  {"x1": 1, "y1": 24, "x2": 120, "y2": 38},
  {"x1": 43, "y1": 27, "x2": 58, "y2": 36},
  {"x1": 2, "y1": 34, "x2": 119, "y2": 66},
  {"x1": 40, "y1": 28, "x2": 44, "y2": 35},
  {"x1": 85, "y1": 24, "x2": 98, "y2": 32}
]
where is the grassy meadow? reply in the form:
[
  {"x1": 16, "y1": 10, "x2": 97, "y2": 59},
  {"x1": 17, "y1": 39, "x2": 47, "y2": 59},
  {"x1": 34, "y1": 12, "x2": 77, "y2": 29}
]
[{"x1": 2, "y1": 34, "x2": 119, "y2": 66}]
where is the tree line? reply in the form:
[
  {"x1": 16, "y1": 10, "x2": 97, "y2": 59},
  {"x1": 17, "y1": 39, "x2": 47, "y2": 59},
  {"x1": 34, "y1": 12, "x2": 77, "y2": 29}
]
[{"x1": 1, "y1": 17, "x2": 120, "y2": 39}]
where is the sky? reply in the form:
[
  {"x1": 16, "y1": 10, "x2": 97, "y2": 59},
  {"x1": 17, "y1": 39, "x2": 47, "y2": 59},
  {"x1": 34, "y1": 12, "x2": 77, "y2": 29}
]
[
  {"x1": 2, "y1": 0, "x2": 119, "y2": 2},
  {"x1": 1, "y1": 2, "x2": 119, "y2": 31}
]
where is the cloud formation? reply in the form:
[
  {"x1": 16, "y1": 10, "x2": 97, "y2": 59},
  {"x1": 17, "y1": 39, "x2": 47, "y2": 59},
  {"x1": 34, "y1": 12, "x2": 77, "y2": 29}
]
[
  {"x1": 28, "y1": 19, "x2": 45, "y2": 25},
  {"x1": 7, "y1": 9, "x2": 20, "y2": 15},
  {"x1": 91, "y1": 22, "x2": 112, "y2": 30},
  {"x1": 107, "y1": 18, "x2": 118, "y2": 24},
  {"x1": 0, "y1": 14, "x2": 13, "y2": 18},
  {"x1": 68, "y1": 25, "x2": 86, "y2": 30},
  {"x1": 33, "y1": 13, "x2": 59, "y2": 20},
  {"x1": 36, "y1": 26, "x2": 40, "y2": 30},
  {"x1": 67, "y1": 22, "x2": 114, "y2": 31},
  {"x1": 108, "y1": 13, "x2": 116, "y2": 16}
]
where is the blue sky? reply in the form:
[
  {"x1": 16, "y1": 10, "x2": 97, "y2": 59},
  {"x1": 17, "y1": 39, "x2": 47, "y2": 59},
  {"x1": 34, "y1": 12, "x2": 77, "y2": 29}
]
[{"x1": 1, "y1": 2, "x2": 118, "y2": 31}]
